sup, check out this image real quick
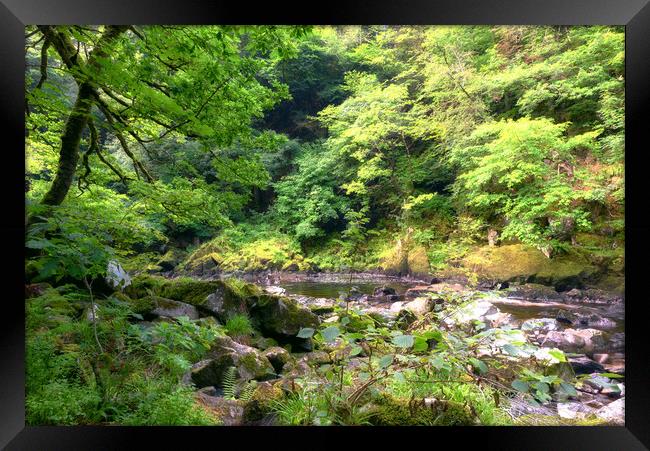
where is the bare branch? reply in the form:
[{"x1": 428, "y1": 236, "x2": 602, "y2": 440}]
[{"x1": 95, "y1": 97, "x2": 153, "y2": 182}]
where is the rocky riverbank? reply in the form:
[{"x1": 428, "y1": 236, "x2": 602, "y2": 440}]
[{"x1": 110, "y1": 271, "x2": 625, "y2": 425}]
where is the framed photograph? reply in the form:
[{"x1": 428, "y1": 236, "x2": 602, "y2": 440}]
[{"x1": 3, "y1": 0, "x2": 649, "y2": 448}]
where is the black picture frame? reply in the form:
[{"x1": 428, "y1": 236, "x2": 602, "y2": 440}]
[{"x1": 2, "y1": 1, "x2": 649, "y2": 448}]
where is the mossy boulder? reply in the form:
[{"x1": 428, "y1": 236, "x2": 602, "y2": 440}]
[
  {"x1": 26, "y1": 287, "x2": 82, "y2": 329},
  {"x1": 158, "y1": 277, "x2": 227, "y2": 307},
  {"x1": 378, "y1": 229, "x2": 431, "y2": 277},
  {"x1": 242, "y1": 380, "x2": 285, "y2": 423},
  {"x1": 156, "y1": 248, "x2": 188, "y2": 271},
  {"x1": 251, "y1": 336, "x2": 279, "y2": 350},
  {"x1": 195, "y1": 392, "x2": 243, "y2": 426},
  {"x1": 506, "y1": 283, "x2": 563, "y2": 301},
  {"x1": 302, "y1": 350, "x2": 332, "y2": 366},
  {"x1": 367, "y1": 393, "x2": 477, "y2": 425},
  {"x1": 150, "y1": 296, "x2": 199, "y2": 320},
  {"x1": 25, "y1": 282, "x2": 53, "y2": 299},
  {"x1": 125, "y1": 275, "x2": 250, "y2": 321},
  {"x1": 462, "y1": 244, "x2": 600, "y2": 291},
  {"x1": 247, "y1": 294, "x2": 320, "y2": 351},
  {"x1": 262, "y1": 347, "x2": 292, "y2": 373},
  {"x1": 191, "y1": 336, "x2": 276, "y2": 388},
  {"x1": 379, "y1": 241, "x2": 409, "y2": 275},
  {"x1": 126, "y1": 276, "x2": 320, "y2": 351},
  {"x1": 407, "y1": 246, "x2": 430, "y2": 277},
  {"x1": 112, "y1": 291, "x2": 156, "y2": 316}
]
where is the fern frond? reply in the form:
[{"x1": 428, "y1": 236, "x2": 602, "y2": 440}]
[
  {"x1": 239, "y1": 380, "x2": 257, "y2": 402},
  {"x1": 222, "y1": 366, "x2": 237, "y2": 400}
]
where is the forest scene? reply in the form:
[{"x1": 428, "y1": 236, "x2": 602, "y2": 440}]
[{"x1": 25, "y1": 25, "x2": 625, "y2": 426}]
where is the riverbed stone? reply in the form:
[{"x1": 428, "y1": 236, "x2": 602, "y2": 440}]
[
  {"x1": 403, "y1": 297, "x2": 435, "y2": 316},
  {"x1": 541, "y1": 328, "x2": 606, "y2": 353},
  {"x1": 443, "y1": 299, "x2": 502, "y2": 328},
  {"x1": 151, "y1": 297, "x2": 199, "y2": 320},
  {"x1": 507, "y1": 283, "x2": 563, "y2": 301},
  {"x1": 569, "y1": 355, "x2": 605, "y2": 375},
  {"x1": 571, "y1": 313, "x2": 618, "y2": 330},
  {"x1": 557, "y1": 402, "x2": 593, "y2": 421},
  {"x1": 373, "y1": 286, "x2": 397, "y2": 296},
  {"x1": 595, "y1": 398, "x2": 624, "y2": 425},
  {"x1": 608, "y1": 332, "x2": 625, "y2": 352},
  {"x1": 263, "y1": 286, "x2": 286, "y2": 296}
]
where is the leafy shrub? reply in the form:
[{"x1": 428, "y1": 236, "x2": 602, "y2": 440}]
[
  {"x1": 26, "y1": 382, "x2": 102, "y2": 425},
  {"x1": 119, "y1": 385, "x2": 219, "y2": 425},
  {"x1": 225, "y1": 313, "x2": 254, "y2": 339}
]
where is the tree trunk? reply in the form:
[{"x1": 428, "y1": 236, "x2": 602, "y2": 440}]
[
  {"x1": 37, "y1": 25, "x2": 128, "y2": 207},
  {"x1": 41, "y1": 82, "x2": 94, "y2": 206}
]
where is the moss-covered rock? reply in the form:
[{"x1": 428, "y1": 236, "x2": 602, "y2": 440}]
[
  {"x1": 181, "y1": 236, "x2": 310, "y2": 273},
  {"x1": 195, "y1": 392, "x2": 243, "y2": 426},
  {"x1": 506, "y1": 283, "x2": 563, "y2": 301},
  {"x1": 156, "y1": 248, "x2": 188, "y2": 272},
  {"x1": 367, "y1": 393, "x2": 477, "y2": 425},
  {"x1": 202, "y1": 336, "x2": 276, "y2": 384},
  {"x1": 250, "y1": 336, "x2": 278, "y2": 350},
  {"x1": 150, "y1": 296, "x2": 199, "y2": 320},
  {"x1": 158, "y1": 277, "x2": 225, "y2": 307},
  {"x1": 26, "y1": 287, "x2": 85, "y2": 331},
  {"x1": 462, "y1": 244, "x2": 600, "y2": 290},
  {"x1": 262, "y1": 347, "x2": 291, "y2": 373},
  {"x1": 302, "y1": 350, "x2": 332, "y2": 366},
  {"x1": 25, "y1": 282, "x2": 53, "y2": 299},
  {"x1": 407, "y1": 246, "x2": 430, "y2": 277},
  {"x1": 242, "y1": 380, "x2": 285, "y2": 423},
  {"x1": 248, "y1": 294, "x2": 320, "y2": 351},
  {"x1": 112, "y1": 291, "x2": 156, "y2": 316},
  {"x1": 125, "y1": 275, "x2": 250, "y2": 321}
]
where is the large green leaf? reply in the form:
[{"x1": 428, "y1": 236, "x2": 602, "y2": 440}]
[
  {"x1": 392, "y1": 334, "x2": 414, "y2": 348},
  {"x1": 413, "y1": 337, "x2": 429, "y2": 352},
  {"x1": 378, "y1": 354, "x2": 394, "y2": 369},
  {"x1": 469, "y1": 357, "x2": 488, "y2": 374},
  {"x1": 297, "y1": 327, "x2": 315, "y2": 338},
  {"x1": 320, "y1": 326, "x2": 341, "y2": 343},
  {"x1": 511, "y1": 379, "x2": 529, "y2": 393}
]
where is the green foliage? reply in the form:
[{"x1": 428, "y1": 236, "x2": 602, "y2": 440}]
[
  {"x1": 119, "y1": 385, "x2": 219, "y2": 425},
  {"x1": 225, "y1": 313, "x2": 254, "y2": 339},
  {"x1": 25, "y1": 287, "x2": 223, "y2": 425},
  {"x1": 27, "y1": 382, "x2": 103, "y2": 425},
  {"x1": 26, "y1": 206, "x2": 114, "y2": 282},
  {"x1": 273, "y1": 142, "x2": 350, "y2": 243},
  {"x1": 26, "y1": 25, "x2": 625, "y2": 426},
  {"x1": 145, "y1": 316, "x2": 223, "y2": 377},
  {"x1": 452, "y1": 118, "x2": 597, "y2": 251},
  {"x1": 222, "y1": 366, "x2": 238, "y2": 400}
]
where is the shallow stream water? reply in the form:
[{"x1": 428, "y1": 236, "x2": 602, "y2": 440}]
[{"x1": 276, "y1": 278, "x2": 624, "y2": 334}]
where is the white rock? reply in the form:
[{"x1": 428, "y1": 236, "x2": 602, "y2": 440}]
[
  {"x1": 403, "y1": 297, "x2": 435, "y2": 315},
  {"x1": 595, "y1": 398, "x2": 625, "y2": 425}
]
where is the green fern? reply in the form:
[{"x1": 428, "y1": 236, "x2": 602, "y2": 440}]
[
  {"x1": 239, "y1": 380, "x2": 257, "y2": 402},
  {"x1": 222, "y1": 366, "x2": 237, "y2": 400}
]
